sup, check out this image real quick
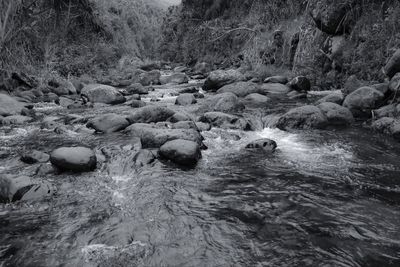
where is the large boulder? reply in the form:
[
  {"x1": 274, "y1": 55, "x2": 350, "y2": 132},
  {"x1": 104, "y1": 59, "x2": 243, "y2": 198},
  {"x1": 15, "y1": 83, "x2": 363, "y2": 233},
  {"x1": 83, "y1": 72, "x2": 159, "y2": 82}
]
[
  {"x1": 159, "y1": 139, "x2": 201, "y2": 167},
  {"x1": 199, "y1": 112, "x2": 252, "y2": 130},
  {"x1": 343, "y1": 86, "x2": 384, "y2": 117},
  {"x1": 87, "y1": 114, "x2": 130, "y2": 133},
  {"x1": 0, "y1": 93, "x2": 25, "y2": 116},
  {"x1": 50, "y1": 147, "x2": 97, "y2": 172},
  {"x1": 343, "y1": 75, "x2": 367, "y2": 95},
  {"x1": 175, "y1": 94, "x2": 197, "y2": 106},
  {"x1": 317, "y1": 102, "x2": 354, "y2": 126},
  {"x1": 276, "y1": 105, "x2": 328, "y2": 130},
  {"x1": 81, "y1": 84, "x2": 126, "y2": 104},
  {"x1": 203, "y1": 69, "x2": 245, "y2": 91},
  {"x1": 371, "y1": 117, "x2": 400, "y2": 141},
  {"x1": 245, "y1": 139, "x2": 277, "y2": 153},
  {"x1": 260, "y1": 83, "x2": 290, "y2": 95},
  {"x1": 201, "y1": 92, "x2": 244, "y2": 113},
  {"x1": 138, "y1": 70, "x2": 161, "y2": 86},
  {"x1": 160, "y1": 73, "x2": 189, "y2": 85},
  {"x1": 128, "y1": 106, "x2": 175, "y2": 124},
  {"x1": 125, "y1": 123, "x2": 203, "y2": 148},
  {"x1": 384, "y1": 49, "x2": 400, "y2": 79},
  {"x1": 288, "y1": 76, "x2": 311, "y2": 92},
  {"x1": 217, "y1": 81, "x2": 260, "y2": 97},
  {"x1": 310, "y1": 0, "x2": 357, "y2": 35}
]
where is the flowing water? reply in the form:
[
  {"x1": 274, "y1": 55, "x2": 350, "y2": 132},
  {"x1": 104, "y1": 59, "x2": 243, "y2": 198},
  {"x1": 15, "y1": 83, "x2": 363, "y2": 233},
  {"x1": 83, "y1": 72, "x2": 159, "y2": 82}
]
[{"x1": 1, "y1": 82, "x2": 400, "y2": 267}]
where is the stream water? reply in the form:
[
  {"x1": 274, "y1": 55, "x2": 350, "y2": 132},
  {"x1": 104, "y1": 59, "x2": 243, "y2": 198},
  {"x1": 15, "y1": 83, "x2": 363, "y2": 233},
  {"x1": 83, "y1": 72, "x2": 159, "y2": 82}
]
[{"x1": 1, "y1": 81, "x2": 400, "y2": 267}]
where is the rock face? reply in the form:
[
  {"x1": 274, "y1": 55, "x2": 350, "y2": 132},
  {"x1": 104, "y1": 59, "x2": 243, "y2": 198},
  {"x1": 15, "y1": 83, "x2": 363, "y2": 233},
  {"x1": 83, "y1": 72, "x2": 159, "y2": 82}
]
[
  {"x1": 276, "y1": 105, "x2": 328, "y2": 130},
  {"x1": 384, "y1": 49, "x2": 400, "y2": 79},
  {"x1": 371, "y1": 117, "x2": 400, "y2": 140},
  {"x1": 81, "y1": 84, "x2": 126, "y2": 104},
  {"x1": 245, "y1": 139, "x2": 277, "y2": 152},
  {"x1": 125, "y1": 123, "x2": 203, "y2": 148},
  {"x1": 0, "y1": 94, "x2": 25, "y2": 116},
  {"x1": 128, "y1": 106, "x2": 175, "y2": 124},
  {"x1": 160, "y1": 73, "x2": 189, "y2": 84},
  {"x1": 217, "y1": 81, "x2": 260, "y2": 97},
  {"x1": 311, "y1": 0, "x2": 357, "y2": 35},
  {"x1": 159, "y1": 139, "x2": 201, "y2": 166},
  {"x1": 87, "y1": 114, "x2": 130, "y2": 133},
  {"x1": 50, "y1": 147, "x2": 97, "y2": 172},
  {"x1": 202, "y1": 92, "x2": 244, "y2": 113},
  {"x1": 317, "y1": 102, "x2": 354, "y2": 126},
  {"x1": 203, "y1": 69, "x2": 245, "y2": 91},
  {"x1": 343, "y1": 86, "x2": 384, "y2": 117},
  {"x1": 199, "y1": 112, "x2": 252, "y2": 130},
  {"x1": 288, "y1": 76, "x2": 311, "y2": 92},
  {"x1": 175, "y1": 94, "x2": 197, "y2": 106}
]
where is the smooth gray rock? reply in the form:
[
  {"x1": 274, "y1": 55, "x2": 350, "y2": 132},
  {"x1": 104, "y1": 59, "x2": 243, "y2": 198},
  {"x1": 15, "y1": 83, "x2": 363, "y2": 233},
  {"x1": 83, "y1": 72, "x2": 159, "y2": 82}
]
[
  {"x1": 87, "y1": 114, "x2": 130, "y2": 133},
  {"x1": 276, "y1": 105, "x2": 328, "y2": 130},
  {"x1": 50, "y1": 147, "x2": 97, "y2": 172},
  {"x1": 159, "y1": 139, "x2": 201, "y2": 166}
]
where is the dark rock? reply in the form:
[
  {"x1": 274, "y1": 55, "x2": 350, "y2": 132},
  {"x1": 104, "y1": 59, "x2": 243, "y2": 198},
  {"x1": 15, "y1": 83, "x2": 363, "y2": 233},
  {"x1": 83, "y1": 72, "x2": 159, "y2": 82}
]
[
  {"x1": 50, "y1": 147, "x2": 97, "y2": 172},
  {"x1": 168, "y1": 112, "x2": 192, "y2": 123},
  {"x1": 49, "y1": 79, "x2": 76, "y2": 96},
  {"x1": 199, "y1": 112, "x2": 252, "y2": 130},
  {"x1": 160, "y1": 73, "x2": 189, "y2": 85},
  {"x1": 175, "y1": 94, "x2": 197, "y2": 106},
  {"x1": 388, "y1": 73, "x2": 400, "y2": 93},
  {"x1": 371, "y1": 83, "x2": 390, "y2": 97},
  {"x1": 87, "y1": 114, "x2": 130, "y2": 133},
  {"x1": 245, "y1": 139, "x2": 277, "y2": 152},
  {"x1": 384, "y1": 49, "x2": 400, "y2": 79},
  {"x1": 264, "y1": 76, "x2": 288, "y2": 84},
  {"x1": 203, "y1": 69, "x2": 245, "y2": 91},
  {"x1": 371, "y1": 117, "x2": 400, "y2": 141},
  {"x1": 81, "y1": 84, "x2": 126, "y2": 105},
  {"x1": 179, "y1": 87, "x2": 198, "y2": 94},
  {"x1": 159, "y1": 139, "x2": 201, "y2": 166},
  {"x1": 127, "y1": 106, "x2": 175, "y2": 124},
  {"x1": 276, "y1": 105, "x2": 328, "y2": 130},
  {"x1": 20, "y1": 150, "x2": 50, "y2": 164},
  {"x1": 194, "y1": 92, "x2": 204, "y2": 99},
  {"x1": 126, "y1": 83, "x2": 149, "y2": 95},
  {"x1": 11, "y1": 72, "x2": 38, "y2": 88},
  {"x1": 288, "y1": 76, "x2": 311, "y2": 92},
  {"x1": 43, "y1": 93, "x2": 60, "y2": 103},
  {"x1": 343, "y1": 86, "x2": 384, "y2": 117},
  {"x1": 317, "y1": 102, "x2": 354, "y2": 126},
  {"x1": 373, "y1": 104, "x2": 400, "y2": 119},
  {"x1": 132, "y1": 94, "x2": 141, "y2": 100},
  {"x1": 217, "y1": 81, "x2": 260, "y2": 97},
  {"x1": 130, "y1": 100, "x2": 146, "y2": 108},
  {"x1": 0, "y1": 93, "x2": 25, "y2": 116}
]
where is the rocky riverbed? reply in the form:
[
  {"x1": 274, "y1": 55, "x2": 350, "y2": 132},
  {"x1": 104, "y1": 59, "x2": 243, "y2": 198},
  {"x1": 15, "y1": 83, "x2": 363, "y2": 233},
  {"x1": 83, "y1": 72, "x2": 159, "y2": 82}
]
[{"x1": 1, "y1": 62, "x2": 400, "y2": 266}]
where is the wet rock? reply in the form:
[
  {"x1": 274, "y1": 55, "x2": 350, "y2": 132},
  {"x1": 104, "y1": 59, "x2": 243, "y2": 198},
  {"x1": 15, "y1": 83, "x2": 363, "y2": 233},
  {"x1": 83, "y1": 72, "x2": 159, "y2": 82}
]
[
  {"x1": 217, "y1": 81, "x2": 260, "y2": 97},
  {"x1": 244, "y1": 93, "x2": 270, "y2": 107},
  {"x1": 125, "y1": 123, "x2": 203, "y2": 148},
  {"x1": 87, "y1": 114, "x2": 130, "y2": 133},
  {"x1": 138, "y1": 70, "x2": 161, "y2": 86},
  {"x1": 201, "y1": 92, "x2": 244, "y2": 113},
  {"x1": 311, "y1": 0, "x2": 356, "y2": 35},
  {"x1": 0, "y1": 93, "x2": 25, "y2": 116},
  {"x1": 127, "y1": 106, "x2": 175, "y2": 124},
  {"x1": 388, "y1": 73, "x2": 400, "y2": 93},
  {"x1": 35, "y1": 163, "x2": 57, "y2": 175},
  {"x1": 50, "y1": 147, "x2": 97, "y2": 172},
  {"x1": 245, "y1": 139, "x2": 277, "y2": 152},
  {"x1": 260, "y1": 83, "x2": 290, "y2": 95},
  {"x1": 179, "y1": 87, "x2": 198, "y2": 94},
  {"x1": 315, "y1": 92, "x2": 344, "y2": 105},
  {"x1": 317, "y1": 102, "x2": 354, "y2": 126},
  {"x1": 130, "y1": 100, "x2": 147, "y2": 108},
  {"x1": 175, "y1": 94, "x2": 197, "y2": 106},
  {"x1": 2, "y1": 115, "x2": 32, "y2": 125},
  {"x1": 276, "y1": 105, "x2": 328, "y2": 130},
  {"x1": 374, "y1": 104, "x2": 400, "y2": 119},
  {"x1": 371, "y1": 117, "x2": 400, "y2": 141},
  {"x1": 384, "y1": 49, "x2": 400, "y2": 79},
  {"x1": 81, "y1": 84, "x2": 126, "y2": 105},
  {"x1": 343, "y1": 86, "x2": 384, "y2": 117},
  {"x1": 159, "y1": 139, "x2": 201, "y2": 166},
  {"x1": 288, "y1": 76, "x2": 311, "y2": 92},
  {"x1": 199, "y1": 112, "x2": 252, "y2": 130},
  {"x1": 20, "y1": 150, "x2": 50, "y2": 164},
  {"x1": 203, "y1": 69, "x2": 245, "y2": 91},
  {"x1": 196, "y1": 122, "x2": 211, "y2": 131},
  {"x1": 0, "y1": 175, "x2": 55, "y2": 203},
  {"x1": 264, "y1": 76, "x2": 288, "y2": 84},
  {"x1": 126, "y1": 83, "x2": 149, "y2": 95},
  {"x1": 134, "y1": 149, "x2": 156, "y2": 167},
  {"x1": 168, "y1": 112, "x2": 192, "y2": 123},
  {"x1": 160, "y1": 73, "x2": 189, "y2": 84}
]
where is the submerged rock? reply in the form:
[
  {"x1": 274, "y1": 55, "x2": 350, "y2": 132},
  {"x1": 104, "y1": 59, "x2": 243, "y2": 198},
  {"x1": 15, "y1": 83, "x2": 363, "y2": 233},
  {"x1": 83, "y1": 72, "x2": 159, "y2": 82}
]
[
  {"x1": 81, "y1": 84, "x2": 126, "y2": 105},
  {"x1": 245, "y1": 139, "x2": 277, "y2": 152},
  {"x1": 343, "y1": 86, "x2": 384, "y2": 117},
  {"x1": 128, "y1": 106, "x2": 175, "y2": 124},
  {"x1": 276, "y1": 105, "x2": 328, "y2": 130},
  {"x1": 159, "y1": 139, "x2": 201, "y2": 166},
  {"x1": 199, "y1": 112, "x2": 252, "y2": 130},
  {"x1": 203, "y1": 69, "x2": 245, "y2": 91},
  {"x1": 50, "y1": 147, "x2": 97, "y2": 172},
  {"x1": 87, "y1": 114, "x2": 130, "y2": 133}
]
